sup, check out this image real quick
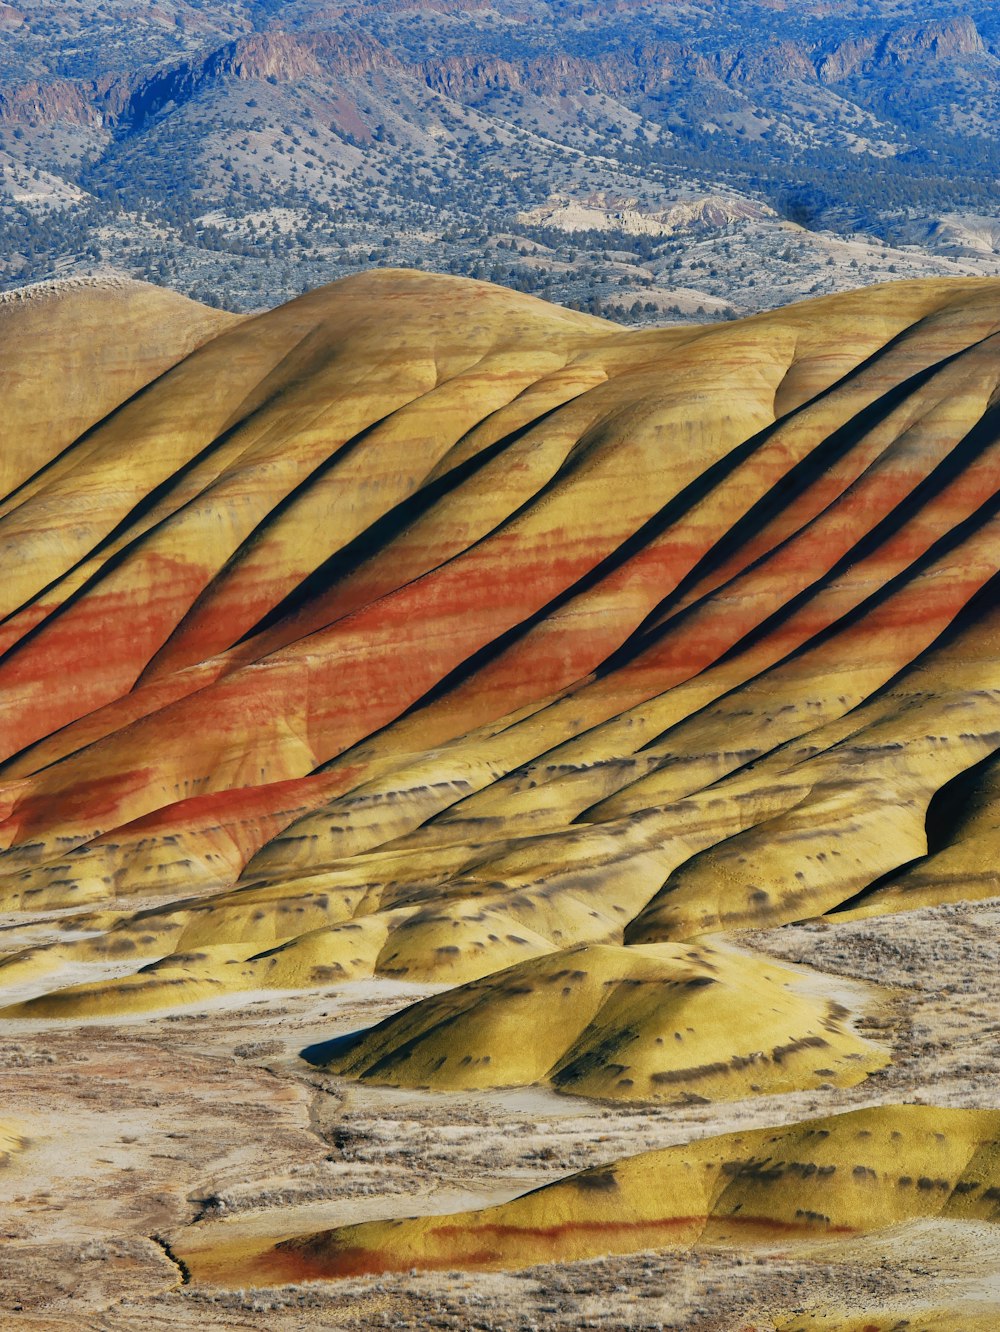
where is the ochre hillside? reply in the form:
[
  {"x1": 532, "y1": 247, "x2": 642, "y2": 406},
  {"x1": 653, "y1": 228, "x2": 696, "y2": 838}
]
[
  {"x1": 177, "y1": 1104, "x2": 1000, "y2": 1283},
  {"x1": 0, "y1": 1120, "x2": 25, "y2": 1167},
  {"x1": 1, "y1": 270, "x2": 998, "y2": 1023},
  {"x1": 2, "y1": 271, "x2": 1000, "y2": 1311},
  {"x1": 318, "y1": 938, "x2": 888, "y2": 1101},
  {"x1": 0, "y1": 276, "x2": 239, "y2": 500},
  {"x1": 777, "y1": 1313, "x2": 1000, "y2": 1332}
]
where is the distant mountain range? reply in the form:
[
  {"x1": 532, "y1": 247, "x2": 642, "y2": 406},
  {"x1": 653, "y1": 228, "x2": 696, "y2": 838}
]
[{"x1": 2, "y1": 1, "x2": 1000, "y2": 314}]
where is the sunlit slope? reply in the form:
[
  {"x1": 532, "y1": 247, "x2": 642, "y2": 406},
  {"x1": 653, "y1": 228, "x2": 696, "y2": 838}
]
[
  {"x1": 0, "y1": 277, "x2": 237, "y2": 509},
  {"x1": 176, "y1": 1105, "x2": 1000, "y2": 1283},
  {"x1": 778, "y1": 1312, "x2": 1000, "y2": 1332},
  {"x1": 837, "y1": 747, "x2": 1000, "y2": 918},
  {"x1": 1, "y1": 273, "x2": 1000, "y2": 1016},
  {"x1": 0, "y1": 1121, "x2": 25, "y2": 1166},
  {"x1": 320, "y1": 939, "x2": 887, "y2": 1101},
  {"x1": 0, "y1": 270, "x2": 607, "y2": 770}
]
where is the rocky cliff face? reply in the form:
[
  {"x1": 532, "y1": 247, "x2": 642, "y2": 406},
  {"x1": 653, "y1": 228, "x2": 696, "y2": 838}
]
[
  {"x1": 421, "y1": 43, "x2": 762, "y2": 101},
  {"x1": 120, "y1": 31, "x2": 397, "y2": 128},
  {"x1": 0, "y1": 78, "x2": 105, "y2": 128},
  {"x1": 0, "y1": 11, "x2": 989, "y2": 130},
  {"x1": 0, "y1": 29, "x2": 399, "y2": 129},
  {"x1": 411, "y1": 16, "x2": 991, "y2": 106},
  {"x1": 714, "y1": 39, "x2": 817, "y2": 85},
  {"x1": 421, "y1": 51, "x2": 635, "y2": 98},
  {"x1": 817, "y1": 15, "x2": 986, "y2": 82}
]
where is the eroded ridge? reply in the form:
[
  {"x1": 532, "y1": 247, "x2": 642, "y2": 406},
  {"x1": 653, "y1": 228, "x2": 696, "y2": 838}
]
[
  {"x1": 175, "y1": 1105, "x2": 1000, "y2": 1284},
  {"x1": 316, "y1": 939, "x2": 887, "y2": 1102},
  {"x1": 0, "y1": 273, "x2": 999, "y2": 1021}
]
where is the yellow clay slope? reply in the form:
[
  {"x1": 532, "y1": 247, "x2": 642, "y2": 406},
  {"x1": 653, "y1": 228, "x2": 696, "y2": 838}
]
[
  {"x1": 323, "y1": 938, "x2": 887, "y2": 1102},
  {"x1": 176, "y1": 1104, "x2": 1000, "y2": 1284}
]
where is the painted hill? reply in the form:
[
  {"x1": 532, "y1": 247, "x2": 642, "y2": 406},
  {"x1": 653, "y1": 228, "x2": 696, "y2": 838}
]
[
  {"x1": 778, "y1": 1313, "x2": 1000, "y2": 1332},
  {"x1": 0, "y1": 276, "x2": 237, "y2": 499},
  {"x1": 317, "y1": 938, "x2": 888, "y2": 1102},
  {"x1": 0, "y1": 1120, "x2": 24, "y2": 1166},
  {"x1": 176, "y1": 1104, "x2": 1000, "y2": 1283},
  {"x1": 1, "y1": 270, "x2": 999, "y2": 1025},
  {"x1": 3, "y1": 271, "x2": 1000, "y2": 1320}
]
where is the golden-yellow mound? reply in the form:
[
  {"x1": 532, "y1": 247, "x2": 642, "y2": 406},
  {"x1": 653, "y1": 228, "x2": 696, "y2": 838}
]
[
  {"x1": 0, "y1": 276, "x2": 237, "y2": 501},
  {"x1": 838, "y1": 749, "x2": 1000, "y2": 920},
  {"x1": 176, "y1": 1104, "x2": 1000, "y2": 1284},
  {"x1": 0, "y1": 1120, "x2": 26, "y2": 1165},
  {"x1": 322, "y1": 939, "x2": 887, "y2": 1102},
  {"x1": 778, "y1": 1311, "x2": 1000, "y2": 1332}
]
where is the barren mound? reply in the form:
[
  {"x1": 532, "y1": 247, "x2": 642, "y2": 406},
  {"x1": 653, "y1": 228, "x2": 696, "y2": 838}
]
[
  {"x1": 319, "y1": 938, "x2": 887, "y2": 1102},
  {"x1": 177, "y1": 1104, "x2": 1000, "y2": 1283},
  {"x1": 778, "y1": 1312, "x2": 1000, "y2": 1331},
  {"x1": 0, "y1": 1120, "x2": 25, "y2": 1166}
]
